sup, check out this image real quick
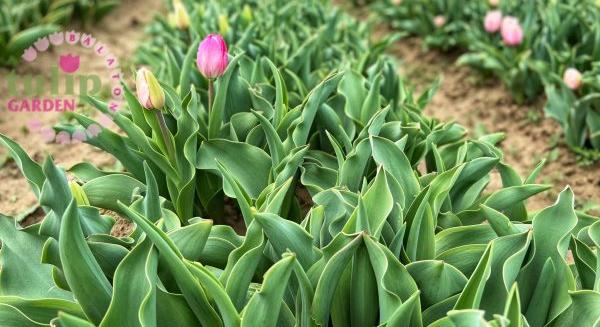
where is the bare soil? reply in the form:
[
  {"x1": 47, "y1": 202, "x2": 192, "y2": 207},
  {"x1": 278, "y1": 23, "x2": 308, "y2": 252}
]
[
  {"x1": 337, "y1": 1, "x2": 599, "y2": 213},
  {"x1": 390, "y1": 36, "x2": 600, "y2": 212}
]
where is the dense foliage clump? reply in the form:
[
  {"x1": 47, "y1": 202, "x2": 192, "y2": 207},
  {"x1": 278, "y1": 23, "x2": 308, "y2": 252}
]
[
  {"x1": 376, "y1": 0, "x2": 600, "y2": 157},
  {"x1": 0, "y1": 0, "x2": 599, "y2": 326}
]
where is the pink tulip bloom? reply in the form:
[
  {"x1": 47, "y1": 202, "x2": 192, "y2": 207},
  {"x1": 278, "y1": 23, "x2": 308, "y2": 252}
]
[
  {"x1": 563, "y1": 68, "x2": 582, "y2": 90},
  {"x1": 433, "y1": 15, "x2": 446, "y2": 28},
  {"x1": 484, "y1": 10, "x2": 503, "y2": 33},
  {"x1": 501, "y1": 16, "x2": 523, "y2": 46},
  {"x1": 197, "y1": 34, "x2": 229, "y2": 79},
  {"x1": 59, "y1": 54, "x2": 80, "y2": 73}
]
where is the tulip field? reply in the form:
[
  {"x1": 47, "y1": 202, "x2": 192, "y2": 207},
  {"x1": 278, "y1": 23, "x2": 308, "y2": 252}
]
[{"x1": 1, "y1": 0, "x2": 600, "y2": 326}]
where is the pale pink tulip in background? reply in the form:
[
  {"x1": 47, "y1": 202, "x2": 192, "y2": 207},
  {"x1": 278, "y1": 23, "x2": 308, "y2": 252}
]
[
  {"x1": 500, "y1": 16, "x2": 523, "y2": 46},
  {"x1": 433, "y1": 15, "x2": 446, "y2": 28},
  {"x1": 484, "y1": 10, "x2": 503, "y2": 33},
  {"x1": 563, "y1": 68, "x2": 583, "y2": 90}
]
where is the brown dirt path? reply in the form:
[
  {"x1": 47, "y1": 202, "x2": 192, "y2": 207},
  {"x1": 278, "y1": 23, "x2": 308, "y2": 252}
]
[
  {"x1": 0, "y1": 0, "x2": 164, "y2": 217},
  {"x1": 391, "y1": 36, "x2": 600, "y2": 212},
  {"x1": 387, "y1": 36, "x2": 600, "y2": 212},
  {"x1": 336, "y1": 1, "x2": 600, "y2": 213}
]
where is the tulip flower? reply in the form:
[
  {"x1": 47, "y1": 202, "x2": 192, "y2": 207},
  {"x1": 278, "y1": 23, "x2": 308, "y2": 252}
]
[
  {"x1": 500, "y1": 16, "x2": 523, "y2": 46},
  {"x1": 484, "y1": 10, "x2": 502, "y2": 33},
  {"x1": 173, "y1": 1, "x2": 190, "y2": 29},
  {"x1": 433, "y1": 15, "x2": 446, "y2": 28},
  {"x1": 242, "y1": 5, "x2": 253, "y2": 23},
  {"x1": 563, "y1": 68, "x2": 582, "y2": 90},
  {"x1": 136, "y1": 68, "x2": 175, "y2": 162},
  {"x1": 489, "y1": 0, "x2": 500, "y2": 7},
  {"x1": 197, "y1": 34, "x2": 229, "y2": 114},
  {"x1": 136, "y1": 67, "x2": 165, "y2": 110},
  {"x1": 218, "y1": 14, "x2": 230, "y2": 35},
  {"x1": 197, "y1": 34, "x2": 229, "y2": 79}
]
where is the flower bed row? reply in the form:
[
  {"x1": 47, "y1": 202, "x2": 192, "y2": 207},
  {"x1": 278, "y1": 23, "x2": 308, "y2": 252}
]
[
  {"x1": 376, "y1": 0, "x2": 600, "y2": 159},
  {"x1": 0, "y1": 0, "x2": 599, "y2": 326}
]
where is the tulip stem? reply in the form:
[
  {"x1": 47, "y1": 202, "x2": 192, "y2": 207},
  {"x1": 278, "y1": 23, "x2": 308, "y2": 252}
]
[
  {"x1": 208, "y1": 79, "x2": 214, "y2": 114},
  {"x1": 155, "y1": 110, "x2": 176, "y2": 164}
]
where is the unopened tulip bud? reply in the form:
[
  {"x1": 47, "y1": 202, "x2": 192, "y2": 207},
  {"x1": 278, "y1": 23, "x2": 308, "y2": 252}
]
[
  {"x1": 218, "y1": 14, "x2": 230, "y2": 35},
  {"x1": 167, "y1": 13, "x2": 177, "y2": 28},
  {"x1": 136, "y1": 68, "x2": 165, "y2": 109},
  {"x1": 173, "y1": 1, "x2": 190, "y2": 29},
  {"x1": 197, "y1": 34, "x2": 229, "y2": 79},
  {"x1": 69, "y1": 181, "x2": 90, "y2": 206},
  {"x1": 195, "y1": 4, "x2": 205, "y2": 17},
  {"x1": 489, "y1": 0, "x2": 500, "y2": 7},
  {"x1": 433, "y1": 15, "x2": 446, "y2": 28},
  {"x1": 242, "y1": 5, "x2": 253, "y2": 23},
  {"x1": 500, "y1": 16, "x2": 523, "y2": 46},
  {"x1": 484, "y1": 10, "x2": 502, "y2": 33},
  {"x1": 563, "y1": 68, "x2": 583, "y2": 90}
]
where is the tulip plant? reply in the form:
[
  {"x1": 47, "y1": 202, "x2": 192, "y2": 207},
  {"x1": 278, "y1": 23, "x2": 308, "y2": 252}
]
[
  {"x1": 375, "y1": 0, "x2": 486, "y2": 50},
  {"x1": 1, "y1": 0, "x2": 600, "y2": 326},
  {"x1": 137, "y1": 0, "x2": 399, "y2": 98},
  {"x1": 0, "y1": 0, "x2": 120, "y2": 66},
  {"x1": 373, "y1": 0, "x2": 600, "y2": 159}
]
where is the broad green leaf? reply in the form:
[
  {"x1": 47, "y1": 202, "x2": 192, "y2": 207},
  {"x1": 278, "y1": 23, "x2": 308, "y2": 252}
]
[
  {"x1": 454, "y1": 245, "x2": 492, "y2": 310},
  {"x1": 117, "y1": 202, "x2": 222, "y2": 326},
  {"x1": 312, "y1": 234, "x2": 362, "y2": 325},
  {"x1": 254, "y1": 212, "x2": 321, "y2": 269},
  {"x1": 406, "y1": 260, "x2": 467, "y2": 309},
  {"x1": 83, "y1": 174, "x2": 145, "y2": 212},
  {"x1": 517, "y1": 187, "x2": 577, "y2": 324},
  {"x1": 197, "y1": 139, "x2": 271, "y2": 199},
  {"x1": 59, "y1": 201, "x2": 112, "y2": 324},
  {"x1": 0, "y1": 134, "x2": 44, "y2": 198},
  {"x1": 291, "y1": 72, "x2": 343, "y2": 147},
  {"x1": 100, "y1": 238, "x2": 158, "y2": 327},
  {"x1": 241, "y1": 254, "x2": 296, "y2": 327},
  {"x1": 0, "y1": 215, "x2": 71, "y2": 300},
  {"x1": 0, "y1": 297, "x2": 84, "y2": 326}
]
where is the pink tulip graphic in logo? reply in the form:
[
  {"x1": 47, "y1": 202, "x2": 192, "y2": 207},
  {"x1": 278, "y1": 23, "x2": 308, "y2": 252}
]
[
  {"x1": 56, "y1": 131, "x2": 71, "y2": 145},
  {"x1": 34, "y1": 37, "x2": 50, "y2": 52},
  {"x1": 65, "y1": 31, "x2": 81, "y2": 45},
  {"x1": 40, "y1": 127, "x2": 56, "y2": 143},
  {"x1": 49, "y1": 32, "x2": 64, "y2": 46},
  {"x1": 86, "y1": 124, "x2": 102, "y2": 137},
  {"x1": 59, "y1": 54, "x2": 80, "y2": 73},
  {"x1": 71, "y1": 130, "x2": 87, "y2": 143},
  {"x1": 27, "y1": 119, "x2": 43, "y2": 132},
  {"x1": 22, "y1": 47, "x2": 37, "y2": 62}
]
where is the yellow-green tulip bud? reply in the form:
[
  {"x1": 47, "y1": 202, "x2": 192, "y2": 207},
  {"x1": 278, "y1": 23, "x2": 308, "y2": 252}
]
[
  {"x1": 69, "y1": 181, "x2": 90, "y2": 206},
  {"x1": 218, "y1": 14, "x2": 230, "y2": 35},
  {"x1": 196, "y1": 4, "x2": 205, "y2": 17},
  {"x1": 173, "y1": 1, "x2": 190, "y2": 29},
  {"x1": 241, "y1": 5, "x2": 253, "y2": 23}
]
